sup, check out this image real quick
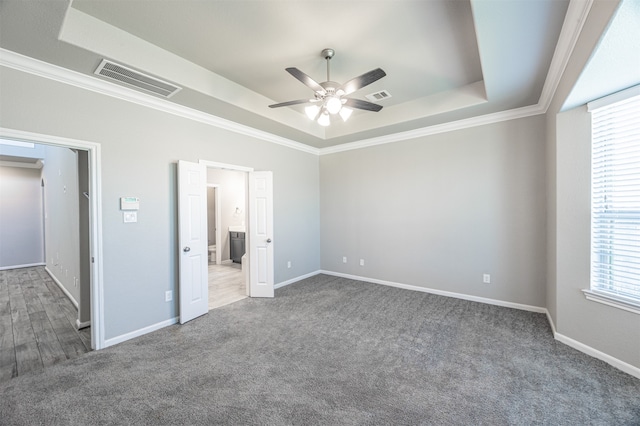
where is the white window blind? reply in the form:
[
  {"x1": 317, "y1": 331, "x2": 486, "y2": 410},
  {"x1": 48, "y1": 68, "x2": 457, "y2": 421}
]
[{"x1": 590, "y1": 91, "x2": 640, "y2": 305}]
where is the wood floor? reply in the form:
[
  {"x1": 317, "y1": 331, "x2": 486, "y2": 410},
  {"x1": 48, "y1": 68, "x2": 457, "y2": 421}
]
[
  {"x1": 0, "y1": 262, "x2": 243, "y2": 382},
  {"x1": 208, "y1": 262, "x2": 246, "y2": 310},
  {"x1": 0, "y1": 266, "x2": 91, "y2": 382}
]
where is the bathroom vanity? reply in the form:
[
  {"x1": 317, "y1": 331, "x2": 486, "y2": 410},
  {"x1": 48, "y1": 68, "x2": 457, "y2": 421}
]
[{"x1": 229, "y1": 226, "x2": 246, "y2": 263}]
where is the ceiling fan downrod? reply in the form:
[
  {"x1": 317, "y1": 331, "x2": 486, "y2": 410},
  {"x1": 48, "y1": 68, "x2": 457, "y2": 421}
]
[{"x1": 322, "y1": 48, "x2": 335, "y2": 82}]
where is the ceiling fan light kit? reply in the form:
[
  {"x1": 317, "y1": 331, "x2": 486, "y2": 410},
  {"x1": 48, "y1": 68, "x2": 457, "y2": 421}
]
[{"x1": 269, "y1": 48, "x2": 386, "y2": 127}]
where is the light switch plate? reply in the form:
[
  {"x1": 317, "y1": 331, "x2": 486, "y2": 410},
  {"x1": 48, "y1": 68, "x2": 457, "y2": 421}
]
[{"x1": 123, "y1": 211, "x2": 138, "y2": 223}]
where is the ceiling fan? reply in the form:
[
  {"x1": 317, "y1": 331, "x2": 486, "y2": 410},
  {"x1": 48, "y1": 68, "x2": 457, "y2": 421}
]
[{"x1": 268, "y1": 48, "x2": 386, "y2": 126}]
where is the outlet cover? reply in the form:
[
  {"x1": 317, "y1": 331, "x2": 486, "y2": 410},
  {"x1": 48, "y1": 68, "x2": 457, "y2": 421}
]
[
  {"x1": 165, "y1": 290, "x2": 172, "y2": 302},
  {"x1": 360, "y1": 259, "x2": 365, "y2": 266},
  {"x1": 483, "y1": 274, "x2": 491, "y2": 284},
  {"x1": 343, "y1": 256, "x2": 347, "y2": 263}
]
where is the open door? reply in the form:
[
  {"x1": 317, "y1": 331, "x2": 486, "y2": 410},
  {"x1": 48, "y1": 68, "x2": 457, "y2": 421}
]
[
  {"x1": 178, "y1": 160, "x2": 208, "y2": 323},
  {"x1": 248, "y1": 171, "x2": 274, "y2": 298}
]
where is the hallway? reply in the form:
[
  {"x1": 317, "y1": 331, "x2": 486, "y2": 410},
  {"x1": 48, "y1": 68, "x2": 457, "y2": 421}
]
[{"x1": 0, "y1": 267, "x2": 91, "y2": 382}]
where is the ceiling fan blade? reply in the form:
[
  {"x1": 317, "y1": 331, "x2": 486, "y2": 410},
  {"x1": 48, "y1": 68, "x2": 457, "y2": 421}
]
[
  {"x1": 343, "y1": 98, "x2": 383, "y2": 112},
  {"x1": 268, "y1": 99, "x2": 313, "y2": 108},
  {"x1": 286, "y1": 67, "x2": 326, "y2": 94},
  {"x1": 340, "y1": 68, "x2": 386, "y2": 95}
]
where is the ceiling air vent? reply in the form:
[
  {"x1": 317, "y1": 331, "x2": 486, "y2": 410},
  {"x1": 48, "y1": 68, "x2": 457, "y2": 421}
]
[
  {"x1": 365, "y1": 90, "x2": 392, "y2": 102},
  {"x1": 94, "y1": 59, "x2": 182, "y2": 98}
]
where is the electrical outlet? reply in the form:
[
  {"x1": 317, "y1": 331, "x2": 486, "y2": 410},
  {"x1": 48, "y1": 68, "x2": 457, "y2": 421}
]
[
  {"x1": 287, "y1": 261, "x2": 291, "y2": 269},
  {"x1": 483, "y1": 274, "x2": 491, "y2": 284},
  {"x1": 343, "y1": 256, "x2": 347, "y2": 263},
  {"x1": 165, "y1": 291, "x2": 172, "y2": 302},
  {"x1": 360, "y1": 259, "x2": 365, "y2": 266}
]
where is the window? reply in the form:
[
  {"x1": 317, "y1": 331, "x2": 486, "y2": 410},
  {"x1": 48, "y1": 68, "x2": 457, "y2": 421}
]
[{"x1": 585, "y1": 86, "x2": 640, "y2": 313}]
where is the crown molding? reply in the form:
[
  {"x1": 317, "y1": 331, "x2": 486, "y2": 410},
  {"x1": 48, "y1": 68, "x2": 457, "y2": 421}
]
[
  {"x1": 319, "y1": 0, "x2": 591, "y2": 156},
  {"x1": 538, "y1": 0, "x2": 594, "y2": 113},
  {"x1": 319, "y1": 103, "x2": 545, "y2": 155},
  {"x1": 1, "y1": 0, "x2": 590, "y2": 159},
  {"x1": 0, "y1": 48, "x2": 320, "y2": 156}
]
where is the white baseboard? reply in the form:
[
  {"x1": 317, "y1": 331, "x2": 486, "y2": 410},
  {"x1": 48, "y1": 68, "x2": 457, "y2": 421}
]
[
  {"x1": 545, "y1": 310, "x2": 557, "y2": 335},
  {"x1": 45, "y1": 266, "x2": 79, "y2": 309},
  {"x1": 275, "y1": 270, "x2": 321, "y2": 289},
  {"x1": 76, "y1": 319, "x2": 91, "y2": 330},
  {"x1": 0, "y1": 262, "x2": 45, "y2": 271},
  {"x1": 104, "y1": 317, "x2": 179, "y2": 348},
  {"x1": 544, "y1": 308, "x2": 639, "y2": 379},
  {"x1": 320, "y1": 270, "x2": 547, "y2": 313},
  {"x1": 553, "y1": 331, "x2": 640, "y2": 380},
  {"x1": 323, "y1": 270, "x2": 640, "y2": 379}
]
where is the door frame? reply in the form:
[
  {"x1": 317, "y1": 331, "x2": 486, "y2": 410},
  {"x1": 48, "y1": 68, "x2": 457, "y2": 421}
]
[
  {"x1": 199, "y1": 160, "x2": 253, "y2": 295},
  {"x1": 0, "y1": 127, "x2": 105, "y2": 349},
  {"x1": 206, "y1": 184, "x2": 222, "y2": 266}
]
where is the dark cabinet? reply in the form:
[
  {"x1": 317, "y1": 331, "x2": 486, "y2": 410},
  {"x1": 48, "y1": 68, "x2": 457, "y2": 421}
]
[{"x1": 230, "y1": 231, "x2": 245, "y2": 263}]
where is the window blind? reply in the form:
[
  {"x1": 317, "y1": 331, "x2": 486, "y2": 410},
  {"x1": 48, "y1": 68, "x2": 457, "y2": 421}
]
[{"x1": 590, "y1": 92, "x2": 640, "y2": 303}]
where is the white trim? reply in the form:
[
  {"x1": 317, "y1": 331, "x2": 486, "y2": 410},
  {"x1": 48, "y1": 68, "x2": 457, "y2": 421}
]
[
  {"x1": 587, "y1": 84, "x2": 640, "y2": 111},
  {"x1": 0, "y1": 48, "x2": 319, "y2": 156},
  {"x1": 318, "y1": 104, "x2": 545, "y2": 155},
  {"x1": 1, "y1": 127, "x2": 105, "y2": 351},
  {"x1": 538, "y1": 0, "x2": 594, "y2": 112},
  {"x1": 45, "y1": 266, "x2": 79, "y2": 309},
  {"x1": 103, "y1": 317, "x2": 179, "y2": 348},
  {"x1": 554, "y1": 332, "x2": 640, "y2": 380},
  {"x1": 582, "y1": 289, "x2": 640, "y2": 315},
  {"x1": 545, "y1": 309, "x2": 557, "y2": 336},
  {"x1": 320, "y1": 270, "x2": 547, "y2": 313},
  {"x1": 275, "y1": 270, "x2": 321, "y2": 289},
  {"x1": 76, "y1": 319, "x2": 91, "y2": 330},
  {"x1": 545, "y1": 309, "x2": 639, "y2": 379},
  {"x1": 0, "y1": 262, "x2": 45, "y2": 271},
  {"x1": 0, "y1": 0, "x2": 590, "y2": 159},
  {"x1": 199, "y1": 160, "x2": 254, "y2": 172}
]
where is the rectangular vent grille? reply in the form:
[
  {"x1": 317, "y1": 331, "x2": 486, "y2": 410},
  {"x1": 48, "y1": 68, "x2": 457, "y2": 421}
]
[
  {"x1": 94, "y1": 59, "x2": 182, "y2": 98},
  {"x1": 365, "y1": 90, "x2": 392, "y2": 102}
]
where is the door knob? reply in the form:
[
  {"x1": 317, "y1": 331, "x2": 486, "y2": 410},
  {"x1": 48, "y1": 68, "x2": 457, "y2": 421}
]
[
  {"x1": 266, "y1": 239, "x2": 272, "y2": 243},
  {"x1": 183, "y1": 246, "x2": 191, "y2": 252}
]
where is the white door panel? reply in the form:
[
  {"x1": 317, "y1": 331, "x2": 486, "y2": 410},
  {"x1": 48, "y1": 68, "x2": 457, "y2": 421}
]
[{"x1": 178, "y1": 160, "x2": 209, "y2": 323}]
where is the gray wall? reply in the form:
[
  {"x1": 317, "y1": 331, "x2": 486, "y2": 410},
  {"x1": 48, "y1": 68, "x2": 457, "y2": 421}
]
[
  {"x1": 545, "y1": 0, "x2": 639, "y2": 370},
  {"x1": 42, "y1": 145, "x2": 81, "y2": 305},
  {"x1": 554, "y1": 106, "x2": 640, "y2": 368},
  {"x1": 0, "y1": 165, "x2": 44, "y2": 268},
  {"x1": 320, "y1": 115, "x2": 547, "y2": 308},
  {"x1": 0, "y1": 66, "x2": 321, "y2": 340}
]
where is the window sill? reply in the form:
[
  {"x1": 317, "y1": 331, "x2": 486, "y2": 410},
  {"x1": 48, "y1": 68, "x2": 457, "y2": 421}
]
[{"x1": 582, "y1": 289, "x2": 640, "y2": 315}]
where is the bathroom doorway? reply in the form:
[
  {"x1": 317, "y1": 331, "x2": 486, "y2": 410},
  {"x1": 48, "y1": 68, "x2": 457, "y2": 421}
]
[{"x1": 206, "y1": 168, "x2": 248, "y2": 309}]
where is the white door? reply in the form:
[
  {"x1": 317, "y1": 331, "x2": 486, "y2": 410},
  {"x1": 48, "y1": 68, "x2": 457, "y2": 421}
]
[
  {"x1": 248, "y1": 171, "x2": 274, "y2": 298},
  {"x1": 178, "y1": 160, "x2": 209, "y2": 323}
]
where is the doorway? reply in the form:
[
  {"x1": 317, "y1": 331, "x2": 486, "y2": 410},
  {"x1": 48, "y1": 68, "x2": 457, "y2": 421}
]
[
  {"x1": 177, "y1": 160, "x2": 273, "y2": 324},
  {"x1": 206, "y1": 169, "x2": 248, "y2": 309},
  {"x1": 0, "y1": 127, "x2": 104, "y2": 350}
]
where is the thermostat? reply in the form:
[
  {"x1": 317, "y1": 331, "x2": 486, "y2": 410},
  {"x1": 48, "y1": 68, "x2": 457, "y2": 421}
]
[{"x1": 120, "y1": 197, "x2": 140, "y2": 210}]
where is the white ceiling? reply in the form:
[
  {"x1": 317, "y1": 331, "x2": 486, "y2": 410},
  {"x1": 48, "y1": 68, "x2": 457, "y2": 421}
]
[{"x1": 0, "y1": 0, "x2": 570, "y2": 149}]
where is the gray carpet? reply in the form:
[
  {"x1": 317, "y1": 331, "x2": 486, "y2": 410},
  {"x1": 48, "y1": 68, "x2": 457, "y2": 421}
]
[{"x1": 1, "y1": 274, "x2": 639, "y2": 425}]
